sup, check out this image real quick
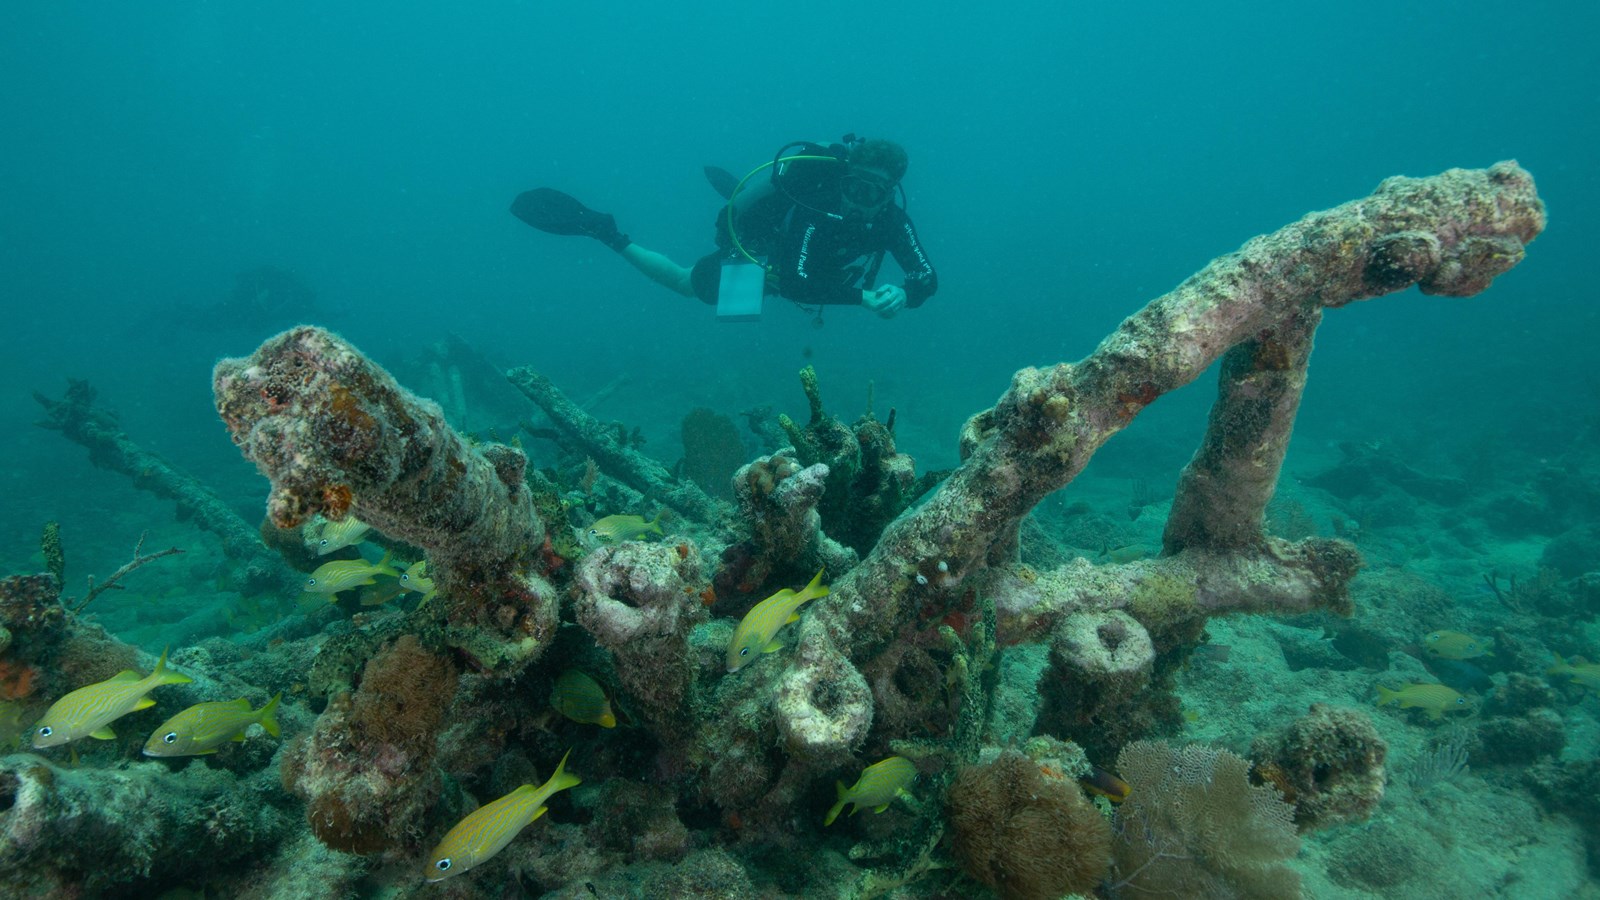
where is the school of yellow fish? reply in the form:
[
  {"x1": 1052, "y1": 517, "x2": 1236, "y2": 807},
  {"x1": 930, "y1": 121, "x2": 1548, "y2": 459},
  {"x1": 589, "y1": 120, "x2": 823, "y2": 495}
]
[
  {"x1": 1373, "y1": 628, "x2": 1600, "y2": 723},
  {"x1": 22, "y1": 505, "x2": 1600, "y2": 884}
]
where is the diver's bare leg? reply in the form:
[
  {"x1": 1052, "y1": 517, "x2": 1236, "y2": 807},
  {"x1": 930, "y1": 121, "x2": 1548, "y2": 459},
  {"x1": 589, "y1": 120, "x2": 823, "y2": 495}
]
[{"x1": 620, "y1": 244, "x2": 695, "y2": 297}]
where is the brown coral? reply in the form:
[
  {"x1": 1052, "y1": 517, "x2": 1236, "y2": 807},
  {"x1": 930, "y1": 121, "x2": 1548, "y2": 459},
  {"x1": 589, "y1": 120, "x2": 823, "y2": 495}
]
[
  {"x1": 350, "y1": 635, "x2": 458, "y2": 754},
  {"x1": 285, "y1": 635, "x2": 458, "y2": 854},
  {"x1": 307, "y1": 789, "x2": 390, "y2": 856},
  {"x1": 947, "y1": 751, "x2": 1111, "y2": 899}
]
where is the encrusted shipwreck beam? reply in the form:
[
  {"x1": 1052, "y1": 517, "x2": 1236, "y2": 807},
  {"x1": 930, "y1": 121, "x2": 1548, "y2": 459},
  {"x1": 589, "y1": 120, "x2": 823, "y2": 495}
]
[
  {"x1": 213, "y1": 327, "x2": 557, "y2": 673},
  {"x1": 33, "y1": 380, "x2": 297, "y2": 594},
  {"x1": 774, "y1": 162, "x2": 1545, "y2": 755},
  {"x1": 508, "y1": 366, "x2": 723, "y2": 524}
]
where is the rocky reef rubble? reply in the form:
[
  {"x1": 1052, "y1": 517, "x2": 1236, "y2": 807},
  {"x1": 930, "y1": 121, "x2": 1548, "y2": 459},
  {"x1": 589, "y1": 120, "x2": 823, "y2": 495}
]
[{"x1": 0, "y1": 163, "x2": 1545, "y2": 898}]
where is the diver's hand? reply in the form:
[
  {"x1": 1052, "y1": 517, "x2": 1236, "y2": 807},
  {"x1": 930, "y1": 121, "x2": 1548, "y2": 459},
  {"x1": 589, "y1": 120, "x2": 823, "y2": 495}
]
[{"x1": 863, "y1": 285, "x2": 907, "y2": 319}]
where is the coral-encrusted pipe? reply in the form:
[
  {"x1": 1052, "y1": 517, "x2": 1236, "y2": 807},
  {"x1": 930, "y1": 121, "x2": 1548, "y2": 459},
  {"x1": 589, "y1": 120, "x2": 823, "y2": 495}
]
[
  {"x1": 1164, "y1": 309, "x2": 1318, "y2": 553},
  {"x1": 508, "y1": 366, "x2": 722, "y2": 524},
  {"x1": 776, "y1": 162, "x2": 1545, "y2": 755},
  {"x1": 34, "y1": 380, "x2": 297, "y2": 594},
  {"x1": 213, "y1": 327, "x2": 555, "y2": 670}
]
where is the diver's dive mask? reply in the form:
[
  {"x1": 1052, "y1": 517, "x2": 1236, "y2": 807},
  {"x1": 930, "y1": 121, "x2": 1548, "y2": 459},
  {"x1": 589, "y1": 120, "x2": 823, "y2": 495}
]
[{"x1": 842, "y1": 171, "x2": 892, "y2": 208}]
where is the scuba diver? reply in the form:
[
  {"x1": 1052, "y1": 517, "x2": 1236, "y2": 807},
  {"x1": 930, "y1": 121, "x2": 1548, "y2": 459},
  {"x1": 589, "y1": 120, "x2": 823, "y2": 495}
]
[{"x1": 511, "y1": 136, "x2": 937, "y2": 322}]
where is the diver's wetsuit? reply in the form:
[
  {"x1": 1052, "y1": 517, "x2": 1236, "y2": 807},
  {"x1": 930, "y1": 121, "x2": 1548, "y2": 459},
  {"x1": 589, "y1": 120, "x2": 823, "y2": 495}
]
[{"x1": 688, "y1": 176, "x2": 938, "y2": 309}]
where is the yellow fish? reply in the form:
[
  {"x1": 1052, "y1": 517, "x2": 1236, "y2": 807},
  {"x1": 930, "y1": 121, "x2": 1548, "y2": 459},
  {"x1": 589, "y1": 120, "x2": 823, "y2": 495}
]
[
  {"x1": 726, "y1": 569, "x2": 829, "y2": 672},
  {"x1": 424, "y1": 749, "x2": 581, "y2": 882},
  {"x1": 1422, "y1": 630, "x2": 1494, "y2": 660},
  {"x1": 1547, "y1": 653, "x2": 1600, "y2": 694},
  {"x1": 585, "y1": 511, "x2": 664, "y2": 545},
  {"x1": 825, "y1": 756, "x2": 916, "y2": 825},
  {"x1": 32, "y1": 647, "x2": 193, "y2": 748},
  {"x1": 315, "y1": 516, "x2": 371, "y2": 556},
  {"x1": 396, "y1": 559, "x2": 437, "y2": 604},
  {"x1": 550, "y1": 670, "x2": 616, "y2": 728},
  {"x1": 143, "y1": 693, "x2": 282, "y2": 757},
  {"x1": 1375, "y1": 682, "x2": 1470, "y2": 720},
  {"x1": 303, "y1": 551, "x2": 399, "y2": 596}
]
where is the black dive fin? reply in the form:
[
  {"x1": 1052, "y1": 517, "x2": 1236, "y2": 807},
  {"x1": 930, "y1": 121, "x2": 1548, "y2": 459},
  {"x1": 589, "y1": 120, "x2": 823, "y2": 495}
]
[
  {"x1": 703, "y1": 166, "x2": 738, "y2": 201},
  {"x1": 510, "y1": 188, "x2": 629, "y2": 250},
  {"x1": 510, "y1": 188, "x2": 602, "y2": 235}
]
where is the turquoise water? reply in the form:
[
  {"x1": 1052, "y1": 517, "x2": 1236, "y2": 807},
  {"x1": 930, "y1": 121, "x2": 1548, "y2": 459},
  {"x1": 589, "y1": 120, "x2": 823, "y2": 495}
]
[{"x1": 0, "y1": 3, "x2": 1596, "y2": 897}]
